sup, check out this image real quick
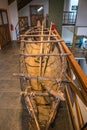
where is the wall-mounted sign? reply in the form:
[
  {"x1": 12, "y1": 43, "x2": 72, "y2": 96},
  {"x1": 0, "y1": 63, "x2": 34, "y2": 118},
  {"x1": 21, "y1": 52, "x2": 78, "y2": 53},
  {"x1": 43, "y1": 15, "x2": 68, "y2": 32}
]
[{"x1": 72, "y1": 5, "x2": 78, "y2": 10}]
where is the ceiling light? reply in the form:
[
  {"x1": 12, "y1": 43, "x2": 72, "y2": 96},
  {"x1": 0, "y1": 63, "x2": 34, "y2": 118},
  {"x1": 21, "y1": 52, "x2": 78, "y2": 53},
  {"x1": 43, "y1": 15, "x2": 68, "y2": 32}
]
[{"x1": 37, "y1": 6, "x2": 43, "y2": 12}]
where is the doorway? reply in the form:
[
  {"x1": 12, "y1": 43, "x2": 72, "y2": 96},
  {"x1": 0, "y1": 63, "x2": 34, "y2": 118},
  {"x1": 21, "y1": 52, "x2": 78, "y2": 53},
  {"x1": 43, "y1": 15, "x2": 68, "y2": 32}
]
[
  {"x1": 0, "y1": 9, "x2": 11, "y2": 49},
  {"x1": 30, "y1": 5, "x2": 44, "y2": 26}
]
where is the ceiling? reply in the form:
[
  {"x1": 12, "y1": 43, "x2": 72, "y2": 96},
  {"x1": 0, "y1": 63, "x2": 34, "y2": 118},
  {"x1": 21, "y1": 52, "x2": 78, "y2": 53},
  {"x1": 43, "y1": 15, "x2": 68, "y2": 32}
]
[{"x1": 8, "y1": 0, "x2": 32, "y2": 10}]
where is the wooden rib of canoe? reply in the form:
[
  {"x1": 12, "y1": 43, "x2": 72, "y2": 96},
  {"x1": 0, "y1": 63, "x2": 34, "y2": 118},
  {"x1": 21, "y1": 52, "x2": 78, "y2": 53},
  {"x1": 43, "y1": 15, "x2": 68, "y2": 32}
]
[{"x1": 19, "y1": 25, "x2": 70, "y2": 130}]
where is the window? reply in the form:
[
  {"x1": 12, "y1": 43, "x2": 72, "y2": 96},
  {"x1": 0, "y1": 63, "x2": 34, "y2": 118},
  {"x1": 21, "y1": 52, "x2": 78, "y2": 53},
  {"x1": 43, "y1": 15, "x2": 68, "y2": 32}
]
[
  {"x1": 0, "y1": 13, "x2": 2, "y2": 25},
  {"x1": 2, "y1": 12, "x2": 8, "y2": 24}
]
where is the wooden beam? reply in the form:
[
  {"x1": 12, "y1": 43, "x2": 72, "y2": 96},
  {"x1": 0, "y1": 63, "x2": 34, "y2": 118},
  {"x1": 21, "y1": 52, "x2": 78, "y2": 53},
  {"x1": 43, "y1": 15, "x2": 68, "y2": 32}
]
[
  {"x1": 67, "y1": 76, "x2": 87, "y2": 106},
  {"x1": 13, "y1": 73, "x2": 70, "y2": 83},
  {"x1": 21, "y1": 39, "x2": 64, "y2": 43},
  {"x1": 24, "y1": 90, "x2": 40, "y2": 130},
  {"x1": 8, "y1": 0, "x2": 15, "y2": 5},
  {"x1": 72, "y1": 33, "x2": 77, "y2": 51},
  {"x1": 17, "y1": 0, "x2": 32, "y2": 10},
  {"x1": 65, "y1": 87, "x2": 79, "y2": 130},
  {"x1": 20, "y1": 34, "x2": 59, "y2": 37},
  {"x1": 75, "y1": 95, "x2": 84, "y2": 129},
  {"x1": 20, "y1": 53, "x2": 71, "y2": 57}
]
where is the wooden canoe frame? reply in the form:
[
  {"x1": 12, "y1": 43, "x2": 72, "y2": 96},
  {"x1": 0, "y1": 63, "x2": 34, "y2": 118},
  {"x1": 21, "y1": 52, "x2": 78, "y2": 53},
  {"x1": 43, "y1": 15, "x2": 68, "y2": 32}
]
[{"x1": 15, "y1": 26, "x2": 87, "y2": 130}]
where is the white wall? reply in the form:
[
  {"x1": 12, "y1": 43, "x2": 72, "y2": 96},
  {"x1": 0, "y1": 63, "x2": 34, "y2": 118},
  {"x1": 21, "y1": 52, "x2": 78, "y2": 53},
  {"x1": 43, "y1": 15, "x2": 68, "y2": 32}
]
[
  {"x1": 8, "y1": 1, "x2": 18, "y2": 40},
  {"x1": 70, "y1": 0, "x2": 79, "y2": 11},
  {"x1": 64, "y1": 0, "x2": 79, "y2": 11},
  {"x1": 18, "y1": 4, "x2": 30, "y2": 25},
  {"x1": 62, "y1": 26, "x2": 73, "y2": 43},
  {"x1": 79, "y1": 59, "x2": 87, "y2": 75},
  {"x1": 76, "y1": 0, "x2": 87, "y2": 26},
  {"x1": 77, "y1": 27, "x2": 87, "y2": 36},
  {"x1": 76, "y1": 0, "x2": 87, "y2": 36},
  {"x1": 64, "y1": 0, "x2": 70, "y2": 11},
  {"x1": 18, "y1": 0, "x2": 49, "y2": 26}
]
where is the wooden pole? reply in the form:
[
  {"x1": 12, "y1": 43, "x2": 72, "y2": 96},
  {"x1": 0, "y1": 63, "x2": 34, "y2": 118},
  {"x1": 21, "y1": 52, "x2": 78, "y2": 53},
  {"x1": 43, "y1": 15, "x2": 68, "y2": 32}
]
[
  {"x1": 20, "y1": 53, "x2": 71, "y2": 57},
  {"x1": 39, "y1": 25, "x2": 43, "y2": 76},
  {"x1": 20, "y1": 34, "x2": 59, "y2": 37},
  {"x1": 67, "y1": 76, "x2": 87, "y2": 106},
  {"x1": 24, "y1": 92, "x2": 40, "y2": 130},
  {"x1": 75, "y1": 95, "x2": 84, "y2": 129},
  {"x1": 46, "y1": 99, "x2": 60, "y2": 130},
  {"x1": 65, "y1": 87, "x2": 79, "y2": 130},
  {"x1": 72, "y1": 27, "x2": 77, "y2": 52},
  {"x1": 21, "y1": 39, "x2": 63, "y2": 43},
  {"x1": 13, "y1": 73, "x2": 70, "y2": 83},
  {"x1": 43, "y1": 22, "x2": 52, "y2": 75}
]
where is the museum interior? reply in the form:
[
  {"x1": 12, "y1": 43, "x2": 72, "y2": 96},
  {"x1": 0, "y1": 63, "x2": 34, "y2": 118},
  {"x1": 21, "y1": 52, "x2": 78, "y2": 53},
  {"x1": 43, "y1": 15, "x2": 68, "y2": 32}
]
[{"x1": 0, "y1": 0, "x2": 87, "y2": 130}]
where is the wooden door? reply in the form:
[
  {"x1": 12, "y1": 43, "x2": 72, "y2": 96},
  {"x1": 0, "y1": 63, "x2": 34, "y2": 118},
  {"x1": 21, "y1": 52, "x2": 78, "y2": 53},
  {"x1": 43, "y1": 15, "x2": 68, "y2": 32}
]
[
  {"x1": 30, "y1": 5, "x2": 44, "y2": 26},
  {"x1": 0, "y1": 10, "x2": 11, "y2": 49}
]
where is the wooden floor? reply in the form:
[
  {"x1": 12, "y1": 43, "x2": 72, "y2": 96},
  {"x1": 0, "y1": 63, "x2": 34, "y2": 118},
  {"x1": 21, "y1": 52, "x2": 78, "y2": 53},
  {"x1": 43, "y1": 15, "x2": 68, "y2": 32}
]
[{"x1": 0, "y1": 42, "x2": 73, "y2": 130}]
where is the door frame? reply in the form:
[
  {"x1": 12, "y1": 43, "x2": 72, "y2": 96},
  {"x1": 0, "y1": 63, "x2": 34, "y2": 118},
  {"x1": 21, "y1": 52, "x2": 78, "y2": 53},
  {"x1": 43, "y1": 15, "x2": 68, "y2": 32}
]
[
  {"x1": 0, "y1": 9, "x2": 11, "y2": 49},
  {"x1": 30, "y1": 5, "x2": 44, "y2": 26}
]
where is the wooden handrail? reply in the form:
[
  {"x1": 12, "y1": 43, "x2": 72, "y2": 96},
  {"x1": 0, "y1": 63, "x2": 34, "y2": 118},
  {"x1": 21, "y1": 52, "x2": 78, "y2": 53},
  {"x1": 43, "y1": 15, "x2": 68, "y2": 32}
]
[
  {"x1": 54, "y1": 29, "x2": 87, "y2": 90},
  {"x1": 53, "y1": 29, "x2": 87, "y2": 105}
]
